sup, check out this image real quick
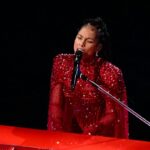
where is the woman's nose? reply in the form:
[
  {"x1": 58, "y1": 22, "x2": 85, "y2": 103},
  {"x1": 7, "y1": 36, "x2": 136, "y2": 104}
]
[{"x1": 80, "y1": 40, "x2": 86, "y2": 47}]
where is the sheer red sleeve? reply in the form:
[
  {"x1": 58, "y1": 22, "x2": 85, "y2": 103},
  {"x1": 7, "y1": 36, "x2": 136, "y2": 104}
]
[
  {"x1": 47, "y1": 55, "x2": 64, "y2": 131},
  {"x1": 101, "y1": 70, "x2": 128, "y2": 138},
  {"x1": 99, "y1": 66, "x2": 129, "y2": 138},
  {"x1": 114, "y1": 71, "x2": 129, "y2": 138}
]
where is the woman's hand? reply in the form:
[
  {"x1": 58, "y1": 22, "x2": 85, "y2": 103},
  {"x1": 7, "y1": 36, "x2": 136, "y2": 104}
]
[{"x1": 83, "y1": 122, "x2": 102, "y2": 135}]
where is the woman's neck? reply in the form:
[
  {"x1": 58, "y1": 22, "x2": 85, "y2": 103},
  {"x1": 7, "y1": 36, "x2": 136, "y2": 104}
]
[{"x1": 81, "y1": 55, "x2": 98, "y2": 66}]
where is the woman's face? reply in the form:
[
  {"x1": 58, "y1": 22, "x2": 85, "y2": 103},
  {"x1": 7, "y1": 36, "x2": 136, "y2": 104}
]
[{"x1": 73, "y1": 24, "x2": 101, "y2": 58}]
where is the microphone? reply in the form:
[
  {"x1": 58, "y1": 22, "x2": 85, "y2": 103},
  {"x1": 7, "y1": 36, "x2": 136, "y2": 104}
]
[{"x1": 71, "y1": 49, "x2": 83, "y2": 90}]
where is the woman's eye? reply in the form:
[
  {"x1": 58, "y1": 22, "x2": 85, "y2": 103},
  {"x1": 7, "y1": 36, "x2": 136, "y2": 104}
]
[
  {"x1": 87, "y1": 40, "x2": 94, "y2": 43},
  {"x1": 77, "y1": 36, "x2": 82, "y2": 40}
]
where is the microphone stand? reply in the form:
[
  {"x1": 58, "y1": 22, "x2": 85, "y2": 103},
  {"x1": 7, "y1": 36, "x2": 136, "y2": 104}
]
[{"x1": 79, "y1": 72, "x2": 150, "y2": 127}]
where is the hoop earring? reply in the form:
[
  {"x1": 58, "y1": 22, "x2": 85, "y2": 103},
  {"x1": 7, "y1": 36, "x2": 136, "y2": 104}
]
[{"x1": 96, "y1": 51, "x2": 99, "y2": 57}]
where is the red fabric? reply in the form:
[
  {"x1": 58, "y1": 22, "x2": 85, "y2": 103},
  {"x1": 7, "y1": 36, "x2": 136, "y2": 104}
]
[
  {"x1": 0, "y1": 145, "x2": 15, "y2": 150},
  {"x1": 47, "y1": 54, "x2": 129, "y2": 138},
  {"x1": 0, "y1": 145, "x2": 40, "y2": 150}
]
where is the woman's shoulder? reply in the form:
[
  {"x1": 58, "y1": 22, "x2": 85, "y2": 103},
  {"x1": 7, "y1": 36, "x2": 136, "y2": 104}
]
[
  {"x1": 99, "y1": 58, "x2": 124, "y2": 89},
  {"x1": 52, "y1": 53, "x2": 74, "y2": 67},
  {"x1": 54, "y1": 53, "x2": 74, "y2": 61},
  {"x1": 99, "y1": 58, "x2": 122, "y2": 75}
]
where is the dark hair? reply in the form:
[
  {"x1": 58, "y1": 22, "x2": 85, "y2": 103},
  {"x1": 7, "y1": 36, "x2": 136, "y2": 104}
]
[
  {"x1": 81, "y1": 17, "x2": 109, "y2": 44},
  {"x1": 78, "y1": 17, "x2": 112, "y2": 60}
]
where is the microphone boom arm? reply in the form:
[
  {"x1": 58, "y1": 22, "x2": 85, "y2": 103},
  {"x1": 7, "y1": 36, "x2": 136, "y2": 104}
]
[{"x1": 80, "y1": 72, "x2": 150, "y2": 127}]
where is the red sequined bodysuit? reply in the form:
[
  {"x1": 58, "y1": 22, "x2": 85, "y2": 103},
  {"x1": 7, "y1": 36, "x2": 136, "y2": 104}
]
[{"x1": 47, "y1": 53, "x2": 128, "y2": 138}]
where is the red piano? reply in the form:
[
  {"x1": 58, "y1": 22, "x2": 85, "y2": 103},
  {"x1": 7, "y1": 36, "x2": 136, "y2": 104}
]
[{"x1": 0, "y1": 125, "x2": 149, "y2": 150}]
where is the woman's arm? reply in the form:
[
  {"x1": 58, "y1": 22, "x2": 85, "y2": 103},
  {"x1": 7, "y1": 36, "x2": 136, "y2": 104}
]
[
  {"x1": 47, "y1": 83, "x2": 64, "y2": 131},
  {"x1": 47, "y1": 55, "x2": 64, "y2": 131}
]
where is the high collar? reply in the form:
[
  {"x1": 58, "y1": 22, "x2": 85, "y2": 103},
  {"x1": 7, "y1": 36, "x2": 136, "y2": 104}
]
[{"x1": 80, "y1": 55, "x2": 98, "y2": 66}]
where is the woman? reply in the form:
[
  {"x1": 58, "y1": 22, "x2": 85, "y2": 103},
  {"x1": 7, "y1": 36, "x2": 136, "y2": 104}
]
[{"x1": 47, "y1": 17, "x2": 129, "y2": 138}]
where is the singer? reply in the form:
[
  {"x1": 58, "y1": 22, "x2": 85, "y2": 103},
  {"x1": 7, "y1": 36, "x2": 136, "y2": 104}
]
[{"x1": 47, "y1": 17, "x2": 129, "y2": 138}]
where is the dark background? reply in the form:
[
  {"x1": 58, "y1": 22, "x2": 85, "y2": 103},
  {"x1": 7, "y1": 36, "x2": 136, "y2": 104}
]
[{"x1": 1, "y1": 2, "x2": 150, "y2": 141}]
